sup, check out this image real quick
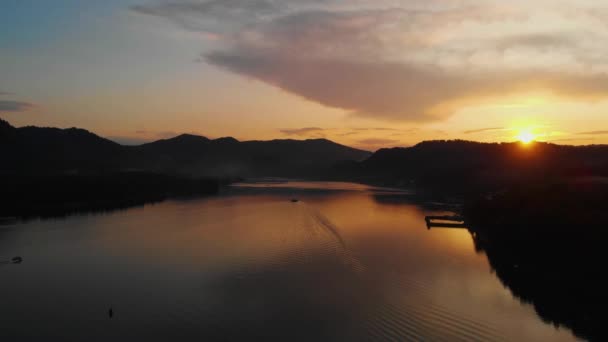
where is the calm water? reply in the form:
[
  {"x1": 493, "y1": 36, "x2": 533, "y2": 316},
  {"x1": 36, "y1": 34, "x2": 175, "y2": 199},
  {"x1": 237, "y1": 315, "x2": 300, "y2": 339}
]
[{"x1": 0, "y1": 181, "x2": 580, "y2": 341}]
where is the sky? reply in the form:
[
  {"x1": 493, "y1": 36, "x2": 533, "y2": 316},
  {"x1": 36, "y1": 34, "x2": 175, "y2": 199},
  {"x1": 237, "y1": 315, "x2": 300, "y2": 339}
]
[{"x1": 2, "y1": 0, "x2": 608, "y2": 151}]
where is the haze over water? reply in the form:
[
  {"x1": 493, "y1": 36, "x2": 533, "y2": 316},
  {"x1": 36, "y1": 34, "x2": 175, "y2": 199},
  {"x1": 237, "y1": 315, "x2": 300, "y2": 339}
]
[{"x1": 0, "y1": 181, "x2": 579, "y2": 341}]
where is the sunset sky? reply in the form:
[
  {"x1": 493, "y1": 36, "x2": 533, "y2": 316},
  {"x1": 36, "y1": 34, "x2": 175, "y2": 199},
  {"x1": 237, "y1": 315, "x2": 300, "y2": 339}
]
[{"x1": 2, "y1": 0, "x2": 608, "y2": 151}]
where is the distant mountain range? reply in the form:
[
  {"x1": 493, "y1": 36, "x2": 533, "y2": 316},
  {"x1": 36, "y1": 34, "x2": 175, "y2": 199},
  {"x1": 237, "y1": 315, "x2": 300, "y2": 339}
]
[
  {"x1": 0, "y1": 119, "x2": 371, "y2": 178},
  {"x1": 355, "y1": 140, "x2": 608, "y2": 191},
  {"x1": 4, "y1": 118, "x2": 608, "y2": 188}
]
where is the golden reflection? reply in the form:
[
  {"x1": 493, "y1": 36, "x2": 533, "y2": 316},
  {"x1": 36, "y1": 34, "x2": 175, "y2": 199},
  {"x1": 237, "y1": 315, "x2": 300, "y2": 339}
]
[{"x1": 7, "y1": 181, "x2": 580, "y2": 341}]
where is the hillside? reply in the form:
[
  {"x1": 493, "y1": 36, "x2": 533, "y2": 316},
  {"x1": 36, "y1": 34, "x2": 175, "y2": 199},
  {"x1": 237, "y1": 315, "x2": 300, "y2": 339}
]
[
  {"x1": 0, "y1": 119, "x2": 125, "y2": 173},
  {"x1": 0, "y1": 119, "x2": 370, "y2": 178},
  {"x1": 356, "y1": 140, "x2": 608, "y2": 191}
]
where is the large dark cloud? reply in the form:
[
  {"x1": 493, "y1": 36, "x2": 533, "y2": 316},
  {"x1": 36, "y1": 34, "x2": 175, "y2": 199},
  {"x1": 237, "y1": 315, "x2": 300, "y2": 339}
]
[
  {"x1": 206, "y1": 52, "x2": 457, "y2": 121},
  {"x1": 207, "y1": 50, "x2": 608, "y2": 121},
  {"x1": 133, "y1": 0, "x2": 608, "y2": 122}
]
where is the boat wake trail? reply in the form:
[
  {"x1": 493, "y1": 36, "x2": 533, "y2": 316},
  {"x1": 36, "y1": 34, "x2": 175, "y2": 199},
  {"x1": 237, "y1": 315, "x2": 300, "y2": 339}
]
[{"x1": 304, "y1": 205, "x2": 365, "y2": 273}]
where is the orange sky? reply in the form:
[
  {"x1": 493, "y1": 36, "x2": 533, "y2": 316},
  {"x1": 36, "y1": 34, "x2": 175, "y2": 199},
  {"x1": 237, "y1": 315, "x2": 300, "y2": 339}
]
[{"x1": 2, "y1": 0, "x2": 608, "y2": 151}]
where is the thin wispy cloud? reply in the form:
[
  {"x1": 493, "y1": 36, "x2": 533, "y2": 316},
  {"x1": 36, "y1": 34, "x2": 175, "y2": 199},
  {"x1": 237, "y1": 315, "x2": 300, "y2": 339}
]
[
  {"x1": 577, "y1": 131, "x2": 608, "y2": 135},
  {"x1": 546, "y1": 137, "x2": 596, "y2": 143},
  {"x1": 280, "y1": 127, "x2": 324, "y2": 136},
  {"x1": 0, "y1": 91, "x2": 34, "y2": 112},
  {"x1": 351, "y1": 127, "x2": 412, "y2": 132},
  {"x1": 357, "y1": 138, "x2": 401, "y2": 146},
  {"x1": 388, "y1": 132, "x2": 406, "y2": 137},
  {"x1": 493, "y1": 33, "x2": 580, "y2": 52},
  {"x1": 464, "y1": 127, "x2": 506, "y2": 134},
  {"x1": 338, "y1": 131, "x2": 359, "y2": 137},
  {"x1": 372, "y1": 128, "x2": 399, "y2": 131},
  {"x1": 0, "y1": 100, "x2": 34, "y2": 112}
]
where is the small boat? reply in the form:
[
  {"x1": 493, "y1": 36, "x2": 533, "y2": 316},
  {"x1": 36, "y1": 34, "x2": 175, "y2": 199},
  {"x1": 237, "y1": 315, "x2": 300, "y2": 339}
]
[
  {"x1": 11, "y1": 256, "x2": 23, "y2": 264},
  {"x1": 291, "y1": 199, "x2": 300, "y2": 203}
]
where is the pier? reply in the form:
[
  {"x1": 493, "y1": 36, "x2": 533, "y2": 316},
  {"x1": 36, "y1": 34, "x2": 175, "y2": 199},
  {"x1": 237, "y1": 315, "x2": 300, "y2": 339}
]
[{"x1": 425, "y1": 215, "x2": 467, "y2": 229}]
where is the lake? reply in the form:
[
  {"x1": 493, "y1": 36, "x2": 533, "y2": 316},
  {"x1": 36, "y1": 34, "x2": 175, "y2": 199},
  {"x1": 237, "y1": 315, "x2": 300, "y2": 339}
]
[{"x1": 0, "y1": 181, "x2": 580, "y2": 341}]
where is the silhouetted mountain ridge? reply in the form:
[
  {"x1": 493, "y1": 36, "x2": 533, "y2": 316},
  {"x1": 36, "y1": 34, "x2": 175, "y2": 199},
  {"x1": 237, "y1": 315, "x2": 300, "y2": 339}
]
[
  {"x1": 1, "y1": 121, "x2": 124, "y2": 173},
  {"x1": 355, "y1": 139, "x2": 608, "y2": 191},
  {"x1": 0, "y1": 119, "x2": 370, "y2": 178}
]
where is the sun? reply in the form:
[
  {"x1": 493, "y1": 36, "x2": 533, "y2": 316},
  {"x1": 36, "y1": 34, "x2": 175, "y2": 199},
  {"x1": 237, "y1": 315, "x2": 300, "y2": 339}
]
[{"x1": 516, "y1": 129, "x2": 536, "y2": 144}]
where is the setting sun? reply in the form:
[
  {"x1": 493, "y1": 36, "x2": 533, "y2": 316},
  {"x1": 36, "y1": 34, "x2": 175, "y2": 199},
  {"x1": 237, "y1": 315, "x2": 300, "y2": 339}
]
[{"x1": 516, "y1": 129, "x2": 536, "y2": 144}]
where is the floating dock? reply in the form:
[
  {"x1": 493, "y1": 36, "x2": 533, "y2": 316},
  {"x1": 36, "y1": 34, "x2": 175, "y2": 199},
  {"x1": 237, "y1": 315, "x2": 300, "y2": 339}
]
[{"x1": 425, "y1": 215, "x2": 467, "y2": 229}]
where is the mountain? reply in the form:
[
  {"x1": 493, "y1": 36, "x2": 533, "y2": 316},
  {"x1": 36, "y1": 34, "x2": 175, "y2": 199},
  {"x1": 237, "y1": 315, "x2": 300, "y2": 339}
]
[
  {"x1": 355, "y1": 140, "x2": 608, "y2": 191},
  {"x1": 131, "y1": 134, "x2": 371, "y2": 177},
  {"x1": 0, "y1": 119, "x2": 370, "y2": 178},
  {"x1": 0, "y1": 119, "x2": 124, "y2": 173}
]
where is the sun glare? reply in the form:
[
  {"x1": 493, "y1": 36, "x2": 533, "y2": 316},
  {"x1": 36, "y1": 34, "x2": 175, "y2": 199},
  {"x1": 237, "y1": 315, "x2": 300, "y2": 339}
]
[{"x1": 516, "y1": 129, "x2": 536, "y2": 144}]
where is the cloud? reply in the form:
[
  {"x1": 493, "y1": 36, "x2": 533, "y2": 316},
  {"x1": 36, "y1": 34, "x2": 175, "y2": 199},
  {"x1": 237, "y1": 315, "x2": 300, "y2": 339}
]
[
  {"x1": 577, "y1": 131, "x2": 608, "y2": 135},
  {"x1": 372, "y1": 127, "x2": 399, "y2": 131},
  {"x1": 0, "y1": 100, "x2": 34, "y2": 112},
  {"x1": 131, "y1": 0, "x2": 284, "y2": 34},
  {"x1": 464, "y1": 127, "x2": 505, "y2": 134},
  {"x1": 155, "y1": 131, "x2": 191, "y2": 139},
  {"x1": 338, "y1": 127, "x2": 416, "y2": 137},
  {"x1": 134, "y1": 0, "x2": 608, "y2": 121},
  {"x1": 338, "y1": 131, "x2": 359, "y2": 137},
  {"x1": 357, "y1": 138, "x2": 401, "y2": 146},
  {"x1": 387, "y1": 128, "x2": 419, "y2": 137},
  {"x1": 206, "y1": 52, "x2": 452, "y2": 121},
  {"x1": 546, "y1": 137, "x2": 595, "y2": 144},
  {"x1": 208, "y1": 50, "x2": 608, "y2": 121},
  {"x1": 350, "y1": 128, "x2": 400, "y2": 131},
  {"x1": 280, "y1": 127, "x2": 324, "y2": 136},
  {"x1": 493, "y1": 33, "x2": 580, "y2": 51}
]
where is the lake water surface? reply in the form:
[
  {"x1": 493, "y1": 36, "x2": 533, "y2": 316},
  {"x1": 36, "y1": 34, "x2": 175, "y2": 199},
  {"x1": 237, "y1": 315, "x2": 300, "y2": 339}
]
[{"x1": 0, "y1": 181, "x2": 580, "y2": 341}]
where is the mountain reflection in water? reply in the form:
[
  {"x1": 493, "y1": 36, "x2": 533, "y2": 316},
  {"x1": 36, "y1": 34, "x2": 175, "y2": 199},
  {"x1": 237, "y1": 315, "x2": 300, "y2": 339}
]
[
  {"x1": 472, "y1": 227, "x2": 606, "y2": 342},
  {"x1": 0, "y1": 182, "x2": 581, "y2": 341}
]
